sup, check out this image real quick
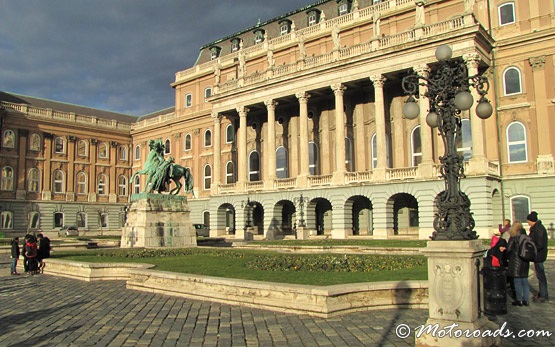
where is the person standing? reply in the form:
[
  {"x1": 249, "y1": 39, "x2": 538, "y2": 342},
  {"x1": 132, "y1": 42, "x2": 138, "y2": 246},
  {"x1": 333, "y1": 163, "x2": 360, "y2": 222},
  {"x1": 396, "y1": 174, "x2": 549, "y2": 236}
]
[
  {"x1": 10, "y1": 237, "x2": 20, "y2": 275},
  {"x1": 37, "y1": 233, "x2": 51, "y2": 274},
  {"x1": 507, "y1": 221, "x2": 531, "y2": 306},
  {"x1": 527, "y1": 211, "x2": 549, "y2": 302}
]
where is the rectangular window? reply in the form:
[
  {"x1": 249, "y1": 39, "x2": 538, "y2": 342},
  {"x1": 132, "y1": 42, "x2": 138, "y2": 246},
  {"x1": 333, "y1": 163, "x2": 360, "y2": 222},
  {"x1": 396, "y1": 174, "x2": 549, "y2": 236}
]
[
  {"x1": 185, "y1": 93, "x2": 192, "y2": 108},
  {"x1": 280, "y1": 24, "x2": 289, "y2": 36},
  {"x1": 339, "y1": 3, "x2": 348, "y2": 16},
  {"x1": 499, "y1": 3, "x2": 515, "y2": 26},
  {"x1": 308, "y1": 14, "x2": 317, "y2": 26}
]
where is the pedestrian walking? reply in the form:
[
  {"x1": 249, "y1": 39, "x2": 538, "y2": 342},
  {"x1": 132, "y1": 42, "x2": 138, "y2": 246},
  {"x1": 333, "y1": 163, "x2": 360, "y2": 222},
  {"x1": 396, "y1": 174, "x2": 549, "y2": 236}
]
[
  {"x1": 37, "y1": 233, "x2": 51, "y2": 274},
  {"x1": 527, "y1": 211, "x2": 549, "y2": 303},
  {"x1": 10, "y1": 237, "x2": 20, "y2": 275}
]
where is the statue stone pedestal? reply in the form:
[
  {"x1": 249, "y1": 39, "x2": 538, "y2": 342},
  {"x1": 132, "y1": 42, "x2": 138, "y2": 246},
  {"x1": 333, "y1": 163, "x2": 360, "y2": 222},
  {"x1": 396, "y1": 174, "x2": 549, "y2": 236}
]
[
  {"x1": 121, "y1": 193, "x2": 197, "y2": 248},
  {"x1": 416, "y1": 240, "x2": 500, "y2": 347},
  {"x1": 296, "y1": 226, "x2": 309, "y2": 240}
]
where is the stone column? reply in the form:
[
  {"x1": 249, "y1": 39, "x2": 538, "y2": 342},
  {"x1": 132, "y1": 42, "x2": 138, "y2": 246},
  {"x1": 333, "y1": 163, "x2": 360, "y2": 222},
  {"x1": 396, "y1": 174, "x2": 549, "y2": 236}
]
[
  {"x1": 212, "y1": 113, "x2": 222, "y2": 187},
  {"x1": 88, "y1": 139, "x2": 98, "y2": 202},
  {"x1": 66, "y1": 136, "x2": 76, "y2": 201},
  {"x1": 414, "y1": 65, "x2": 435, "y2": 178},
  {"x1": 109, "y1": 142, "x2": 117, "y2": 202},
  {"x1": 370, "y1": 75, "x2": 387, "y2": 181},
  {"x1": 416, "y1": 241, "x2": 500, "y2": 347},
  {"x1": 331, "y1": 84, "x2": 346, "y2": 184},
  {"x1": 42, "y1": 133, "x2": 53, "y2": 200},
  {"x1": 264, "y1": 100, "x2": 278, "y2": 186},
  {"x1": 296, "y1": 92, "x2": 311, "y2": 182},
  {"x1": 464, "y1": 53, "x2": 487, "y2": 174},
  {"x1": 16, "y1": 129, "x2": 28, "y2": 200},
  {"x1": 529, "y1": 56, "x2": 554, "y2": 174},
  {"x1": 237, "y1": 106, "x2": 249, "y2": 189}
]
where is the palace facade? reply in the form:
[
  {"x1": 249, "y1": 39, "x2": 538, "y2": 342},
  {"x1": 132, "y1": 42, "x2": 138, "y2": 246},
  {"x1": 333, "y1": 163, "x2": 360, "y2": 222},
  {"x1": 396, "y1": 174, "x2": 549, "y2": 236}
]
[{"x1": 3, "y1": 0, "x2": 555, "y2": 239}]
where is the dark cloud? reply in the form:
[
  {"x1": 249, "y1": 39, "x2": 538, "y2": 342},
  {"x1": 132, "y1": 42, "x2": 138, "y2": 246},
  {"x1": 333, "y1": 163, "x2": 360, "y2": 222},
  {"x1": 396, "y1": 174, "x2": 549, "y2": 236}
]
[{"x1": 0, "y1": 0, "x2": 315, "y2": 116}]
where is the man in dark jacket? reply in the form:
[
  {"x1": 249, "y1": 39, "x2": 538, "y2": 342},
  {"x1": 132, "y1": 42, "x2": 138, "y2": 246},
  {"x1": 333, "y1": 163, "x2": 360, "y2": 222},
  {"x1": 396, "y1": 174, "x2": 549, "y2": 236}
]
[{"x1": 527, "y1": 211, "x2": 549, "y2": 302}]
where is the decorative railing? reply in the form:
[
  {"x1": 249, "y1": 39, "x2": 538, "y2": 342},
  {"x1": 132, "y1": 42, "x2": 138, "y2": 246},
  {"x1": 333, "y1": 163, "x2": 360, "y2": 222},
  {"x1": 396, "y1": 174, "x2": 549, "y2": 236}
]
[
  {"x1": 246, "y1": 181, "x2": 264, "y2": 191},
  {"x1": 275, "y1": 178, "x2": 297, "y2": 189},
  {"x1": 308, "y1": 174, "x2": 333, "y2": 186},
  {"x1": 218, "y1": 183, "x2": 237, "y2": 194},
  {"x1": 244, "y1": 71, "x2": 266, "y2": 84},
  {"x1": 345, "y1": 171, "x2": 372, "y2": 183},
  {"x1": 273, "y1": 62, "x2": 298, "y2": 78},
  {"x1": 1, "y1": 101, "x2": 132, "y2": 131},
  {"x1": 387, "y1": 167, "x2": 418, "y2": 180},
  {"x1": 339, "y1": 41, "x2": 372, "y2": 59},
  {"x1": 487, "y1": 161, "x2": 500, "y2": 176}
]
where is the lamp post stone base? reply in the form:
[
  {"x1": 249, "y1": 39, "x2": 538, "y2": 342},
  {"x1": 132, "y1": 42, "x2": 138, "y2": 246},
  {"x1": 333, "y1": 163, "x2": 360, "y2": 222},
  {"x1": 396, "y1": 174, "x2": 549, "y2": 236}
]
[{"x1": 416, "y1": 240, "x2": 500, "y2": 347}]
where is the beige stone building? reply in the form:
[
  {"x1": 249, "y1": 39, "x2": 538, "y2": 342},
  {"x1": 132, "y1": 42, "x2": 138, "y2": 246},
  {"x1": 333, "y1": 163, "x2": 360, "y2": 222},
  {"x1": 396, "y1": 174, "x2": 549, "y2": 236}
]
[
  {"x1": 0, "y1": 92, "x2": 135, "y2": 234},
  {"x1": 3, "y1": 0, "x2": 555, "y2": 240}
]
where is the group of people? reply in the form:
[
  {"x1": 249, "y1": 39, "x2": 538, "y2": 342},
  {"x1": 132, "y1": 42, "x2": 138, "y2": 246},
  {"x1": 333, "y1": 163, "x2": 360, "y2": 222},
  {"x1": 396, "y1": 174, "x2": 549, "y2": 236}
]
[
  {"x1": 10, "y1": 233, "x2": 51, "y2": 275},
  {"x1": 487, "y1": 211, "x2": 549, "y2": 306}
]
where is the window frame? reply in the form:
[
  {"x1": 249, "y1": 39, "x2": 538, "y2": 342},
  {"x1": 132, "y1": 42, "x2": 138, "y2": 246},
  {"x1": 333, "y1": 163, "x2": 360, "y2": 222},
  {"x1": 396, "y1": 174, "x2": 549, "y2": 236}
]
[
  {"x1": 203, "y1": 164, "x2": 212, "y2": 190},
  {"x1": 204, "y1": 87, "x2": 212, "y2": 100},
  {"x1": 54, "y1": 137, "x2": 66, "y2": 154},
  {"x1": 276, "y1": 146, "x2": 288, "y2": 179},
  {"x1": 30, "y1": 133, "x2": 41, "y2": 151},
  {"x1": 185, "y1": 93, "x2": 192, "y2": 108},
  {"x1": 225, "y1": 124, "x2": 234, "y2": 144},
  {"x1": 28, "y1": 167, "x2": 40, "y2": 193},
  {"x1": 509, "y1": 195, "x2": 530, "y2": 223},
  {"x1": 76, "y1": 211, "x2": 87, "y2": 229},
  {"x1": 338, "y1": 3, "x2": 349, "y2": 16},
  {"x1": 76, "y1": 171, "x2": 87, "y2": 195},
  {"x1": 133, "y1": 175, "x2": 141, "y2": 194},
  {"x1": 2, "y1": 129, "x2": 15, "y2": 149},
  {"x1": 502, "y1": 67, "x2": 522, "y2": 96},
  {"x1": 134, "y1": 145, "x2": 141, "y2": 161},
  {"x1": 77, "y1": 140, "x2": 88, "y2": 157},
  {"x1": 53, "y1": 169, "x2": 65, "y2": 193},
  {"x1": 204, "y1": 129, "x2": 212, "y2": 147},
  {"x1": 118, "y1": 175, "x2": 128, "y2": 196},
  {"x1": 498, "y1": 2, "x2": 516, "y2": 26},
  {"x1": 164, "y1": 138, "x2": 171, "y2": 154},
  {"x1": 54, "y1": 212, "x2": 64, "y2": 228},
  {"x1": 226, "y1": 161, "x2": 235, "y2": 184},
  {"x1": 98, "y1": 142, "x2": 109, "y2": 159},
  {"x1": 411, "y1": 125, "x2": 422, "y2": 167},
  {"x1": 345, "y1": 137, "x2": 354, "y2": 172},
  {"x1": 184, "y1": 133, "x2": 192, "y2": 151},
  {"x1": 506, "y1": 121, "x2": 528, "y2": 163},
  {"x1": 309, "y1": 142, "x2": 319, "y2": 175},
  {"x1": 97, "y1": 174, "x2": 108, "y2": 195},
  {"x1": 1, "y1": 210, "x2": 13, "y2": 229},
  {"x1": 1, "y1": 166, "x2": 14, "y2": 191},
  {"x1": 118, "y1": 145, "x2": 128, "y2": 161},
  {"x1": 455, "y1": 118, "x2": 473, "y2": 162},
  {"x1": 249, "y1": 150, "x2": 261, "y2": 181}
]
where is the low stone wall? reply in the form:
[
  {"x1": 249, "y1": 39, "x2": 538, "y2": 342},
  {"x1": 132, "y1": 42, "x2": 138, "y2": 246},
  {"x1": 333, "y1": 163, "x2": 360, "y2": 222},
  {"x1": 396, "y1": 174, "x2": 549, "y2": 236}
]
[
  {"x1": 42, "y1": 259, "x2": 427, "y2": 317},
  {"x1": 232, "y1": 244, "x2": 422, "y2": 256}
]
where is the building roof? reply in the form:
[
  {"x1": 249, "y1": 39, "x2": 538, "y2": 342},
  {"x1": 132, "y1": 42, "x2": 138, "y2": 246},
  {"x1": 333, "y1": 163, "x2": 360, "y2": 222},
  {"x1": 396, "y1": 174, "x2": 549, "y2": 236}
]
[
  {"x1": 0, "y1": 91, "x2": 139, "y2": 123},
  {"x1": 136, "y1": 106, "x2": 176, "y2": 121}
]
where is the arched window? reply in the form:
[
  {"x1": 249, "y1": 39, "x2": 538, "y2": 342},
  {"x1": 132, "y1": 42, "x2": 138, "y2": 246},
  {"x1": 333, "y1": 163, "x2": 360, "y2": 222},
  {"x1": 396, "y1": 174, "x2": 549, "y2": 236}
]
[
  {"x1": 276, "y1": 146, "x2": 288, "y2": 178},
  {"x1": 133, "y1": 175, "x2": 141, "y2": 194},
  {"x1": 1, "y1": 210, "x2": 13, "y2": 229},
  {"x1": 249, "y1": 151, "x2": 260, "y2": 181},
  {"x1": 203, "y1": 211, "x2": 210, "y2": 227},
  {"x1": 118, "y1": 145, "x2": 128, "y2": 161},
  {"x1": 3, "y1": 130, "x2": 15, "y2": 148},
  {"x1": 204, "y1": 164, "x2": 212, "y2": 190},
  {"x1": 456, "y1": 119, "x2": 472, "y2": 162},
  {"x1": 54, "y1": 137, "x2": 65, "y2": 154},
  {"x1": 118, "y1": 175, "x2": 127, "y2": 196},
  {"x1": 226, "y1": 161, "x2": 235, "y2": 184},
  {"x1": 204, "y1": 129, "x2": 212, "y2": 147},
  {"x1": 28, "y1": 211, "x2": 40, "y2": 229},
  {"x1": 98, "y1": 142, "x2": 109, "y2": 159},
  {"x1": 510, "y1": 195, "x2": 530, "y2": 223},
  {"x1": 77, "y1": 140, "x2": 88, "y2": 157},
  {"x1": 76, "y1": 172, "x2": 87, "y2": 194},
  {"x1": 498, "y1": 2, "x2": 515, "y2": 26},
  {"x1": 54, "y1": 212, "x2": 64, "y2": 228},
  {"x1": 507, "y1": 121, "x2": 528, "y2": 163},
  {"x1": 185, "y1": 93, "x2": 192, "y2": 108},
  {"x1": 30, "y1": 133, "x2": 41, "y2": 151},
  {"x1": 53, "y1": 169, "x2": 65, "y2": 193},
  {"x1": 164, "y1": 139, "x2": 171, "y2": 154},
  {"x1": 76, "y1": 212, "x2": 87, "y2": 229},
  {"x1": 503, "y1": 67, "x2": 522, "y2": 95},
  {"x1": 184, "y1": 133, "x2": 192, "y2": 151},
  {"x1": 99, "y1": 213, "x2": 108, "y2": 228},
  {"x1": 134, "y1": 145, "x2": 141, "y2": 161},
  {"x1": 28, "y1": 168, "x2": 40, "y2": 192},
  {"x1": 411, "y1": 126, "x2": 422, "y2": 166},
  {"x1": 97, "y1": 174, "x2": 108, "y2": 195},
  {"x1": 226, "y1": 124, "x2": 234, "y2": 143},
  {"x1": 309, "y1": 142, "x2": 319, "y2": 175},
  {"x1": 1, "y1": 167, "x2": 14, "y2": 191},
  {"x1": 204, "y1": 87, "x2": 212, "y2": 99},
  {"x1": 345, "y1": 138, "x2": 354, "y2": 171}
]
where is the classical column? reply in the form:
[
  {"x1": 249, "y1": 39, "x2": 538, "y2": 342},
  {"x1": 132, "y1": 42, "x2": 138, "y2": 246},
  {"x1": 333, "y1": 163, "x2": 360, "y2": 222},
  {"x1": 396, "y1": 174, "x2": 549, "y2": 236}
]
[
  {"x1": 212, "y1": 113, "x2": 222, "y2": 187},
  {"x1": 529, "y1": 56, "x2": 553, "y2": 173},
  {"x1": 16, "y1": 129, "x2": 28, "y2": 200},
  {"x1": 331, "y1": 84, "x2": 347, "y2": 180},
  {"x1": 296, "y1": 92, "x2": 311, "y2": 179},
  {"x1": 109, "y1": 142, "x2": 117, "y2": 202},
  {"x1": 264, "y1": 100, "x2": 278, "y2": 184},
  {"x1": 42, "y1": 133, "x2": 53, "y2": 200},
  {"x1": 88, "y1": 139, "x2": 98, "y2": 202},
  {"x1": 370, "y1": 75, "x2": 387, "y2": 181},
  {"x1": 66, "y1": 135, "x2": 76, "y2": 201},
  {"x1": 236, "y1": 106, "x2": 249, "y2": 186},
  {"x1": 414, "y1": 65, "x2": 435, "y2": 178}
]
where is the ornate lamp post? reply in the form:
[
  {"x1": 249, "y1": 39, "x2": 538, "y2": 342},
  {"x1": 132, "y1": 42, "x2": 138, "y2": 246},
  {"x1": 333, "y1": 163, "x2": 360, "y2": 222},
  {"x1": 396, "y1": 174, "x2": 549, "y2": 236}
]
[
  {"x1": 402, "y1": 44, "x2": 493, "y2": 241},
  {"x1": 241, "y1": 197, "x2": 253, "y2": 229},
  {"x1": 294, "y1": 194, "x2": 309, "y2": 227}
]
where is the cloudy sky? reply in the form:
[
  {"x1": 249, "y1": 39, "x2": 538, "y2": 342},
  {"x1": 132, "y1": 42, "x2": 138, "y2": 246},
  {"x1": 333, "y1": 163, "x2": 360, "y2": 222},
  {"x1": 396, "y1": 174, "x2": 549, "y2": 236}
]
[{"x1": 0, "y1": 0, "x2": 315, "y2": 117}]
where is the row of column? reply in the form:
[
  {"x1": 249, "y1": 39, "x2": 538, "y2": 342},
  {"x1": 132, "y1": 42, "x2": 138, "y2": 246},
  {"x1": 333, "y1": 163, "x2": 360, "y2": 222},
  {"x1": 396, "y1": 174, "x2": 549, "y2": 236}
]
[{"x1": 210, "y1": 55, "x2": 487, "y2": 188}]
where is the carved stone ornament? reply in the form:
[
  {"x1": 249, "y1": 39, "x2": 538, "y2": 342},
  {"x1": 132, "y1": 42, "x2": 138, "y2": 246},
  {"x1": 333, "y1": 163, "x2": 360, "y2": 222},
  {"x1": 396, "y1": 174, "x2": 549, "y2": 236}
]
[
  {"x1": 529, "y1": 56, "x2": 546, "y2": 70},
  {"x1": 433, "y1": 262, "x2": 465, "y2": 317}
]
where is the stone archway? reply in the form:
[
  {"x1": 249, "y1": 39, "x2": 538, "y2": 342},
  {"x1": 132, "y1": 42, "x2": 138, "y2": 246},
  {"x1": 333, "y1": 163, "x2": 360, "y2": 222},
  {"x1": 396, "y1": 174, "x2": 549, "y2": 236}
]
[
  {"x1": 271, "y1": 200, "x2": 296, "y2": 237},
  {"x1": 307, "y1": 198, "x2": 332, "y2": 235},
  {"x1": 346, "y1": 195, "x2": 374, "y2": 236},
  {"x1": 215, "y1": 203, "x2": 235, "y2": 235},
  {"x1": 389, "y1": 193, "x2": 418, "y2": 236}
]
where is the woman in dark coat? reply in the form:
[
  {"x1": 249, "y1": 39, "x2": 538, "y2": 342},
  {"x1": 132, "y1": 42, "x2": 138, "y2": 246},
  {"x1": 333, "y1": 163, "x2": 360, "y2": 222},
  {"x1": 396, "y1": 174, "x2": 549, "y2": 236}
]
[{"x1": 506, "y1": 221, "x2": 530, "y2": 306}]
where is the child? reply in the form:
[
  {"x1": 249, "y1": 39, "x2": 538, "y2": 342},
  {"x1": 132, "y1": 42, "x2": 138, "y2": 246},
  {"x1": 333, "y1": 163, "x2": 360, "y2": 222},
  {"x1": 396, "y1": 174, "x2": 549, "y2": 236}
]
[{"x1": 10, "y1": 237, "x2": 20, "y2": 275}]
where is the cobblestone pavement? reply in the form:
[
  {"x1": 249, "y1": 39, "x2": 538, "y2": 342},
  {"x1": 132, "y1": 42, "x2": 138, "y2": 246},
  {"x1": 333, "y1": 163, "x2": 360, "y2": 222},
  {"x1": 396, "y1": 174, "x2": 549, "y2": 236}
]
[{"x1": 1, "y1": 256, "x2": 553, "y2": 347}]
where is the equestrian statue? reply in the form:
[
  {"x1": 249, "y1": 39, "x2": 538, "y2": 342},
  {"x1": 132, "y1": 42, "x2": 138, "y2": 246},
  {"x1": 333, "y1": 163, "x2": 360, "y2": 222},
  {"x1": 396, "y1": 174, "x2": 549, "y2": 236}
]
[{"x1": 130, "y1": 139, "x2": 194, "y2": 195}]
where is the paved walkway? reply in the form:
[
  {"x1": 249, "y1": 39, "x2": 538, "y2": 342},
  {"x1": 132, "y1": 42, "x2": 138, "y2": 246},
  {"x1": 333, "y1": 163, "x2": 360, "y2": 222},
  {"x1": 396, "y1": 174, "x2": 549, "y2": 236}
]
[{"x1": 1, "y1": 256, "x2": 553, "y2": 346}]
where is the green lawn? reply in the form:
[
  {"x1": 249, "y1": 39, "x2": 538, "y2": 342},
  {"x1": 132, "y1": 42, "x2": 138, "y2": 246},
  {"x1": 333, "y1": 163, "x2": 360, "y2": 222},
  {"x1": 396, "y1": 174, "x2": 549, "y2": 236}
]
[
  {"x1": 52, "y1": 248, "x2": 428, "y2": 286},
  {"x1": 249, "y1": 239, "x2": 429, "y2": 247}
]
